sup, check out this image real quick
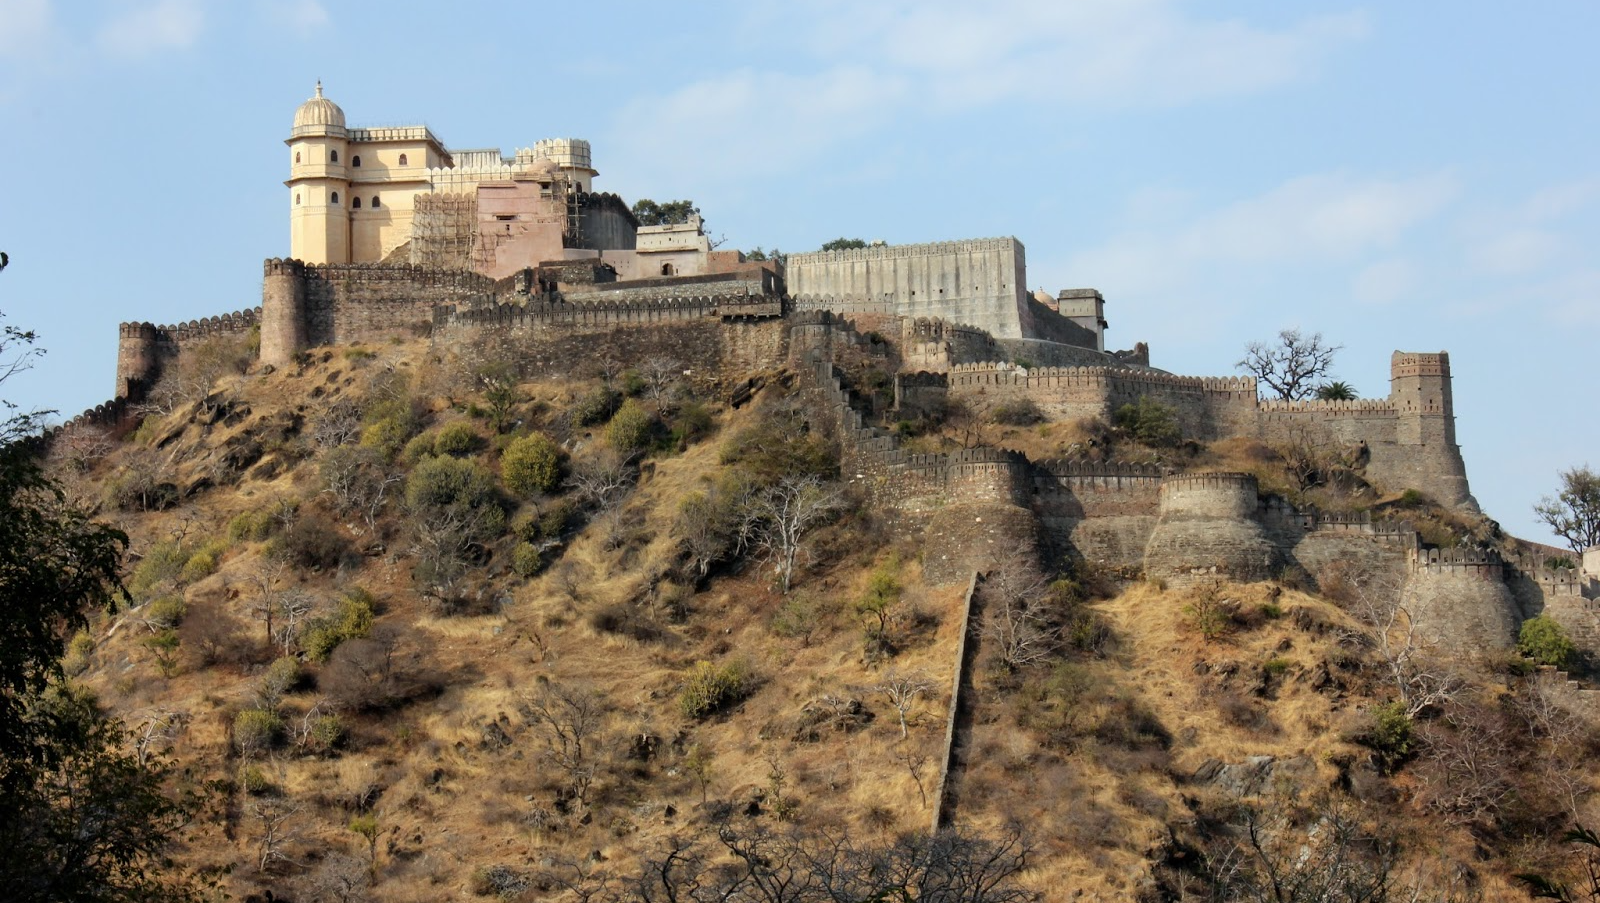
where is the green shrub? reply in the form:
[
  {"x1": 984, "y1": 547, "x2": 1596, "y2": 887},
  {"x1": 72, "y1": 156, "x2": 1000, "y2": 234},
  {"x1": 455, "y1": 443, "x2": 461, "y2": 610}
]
[
  {"x1": 672, "y1": 401, "x2": 715, "y2": 446},
  {"x1": 259, "y1": 656, "x2": 303, "y2": 702},
  {"x1": 678, "y1": 659, "x2": 749, "y2": 720},
  {"x1": 570, "y1": 385, "x2": 621, "y2": 428},
  {"x1": 720, "y1": 408, "x2": 838, "y2": 482},
  {"x1": 228, "y1": 510, "x2": 276, "y2": 542},
  {"x1": 433, "y1": 421, "x2": 481, "y2": 457},
  {"x1": 501, "y1": 433, "x2": 564, "y2": 497},
  {"x1": 1262, "y1": 657, "x2": 1291, "y2": 676},
  {"x1": 144, "y1": 595, "x2": 187, "y2": 629},
  {"x1": 307, "y1": 714, "x2": 346, "y2": 753},
  {"x1": 989, "y1": 398, "x2": 1044, "y2": 426},
  {"x1": 1518, "y1": 615, "x2": 1576, "y2": 668},
  {"x1": 301, "y1": 590, "x2": 376, "y2": 662},
  {"x1": 1113, "y1": 397, "x2": 1182, "y2": 447},
  {"x1": 771, "y1": 595, "x2": 823, "y2": 643},
  {"x1": 145, "y1": 629, "x2": 181, "y2": 677},
  {"x1": 605, "y1": 399, "x2": 657, "y2": 455},
  {"x1": 233, "y1": 708, "x2": 284, "y2": 756},
  {"x1": 619, "y1": 369, "x2": 646, "y2": 397},
  {"x1": 180, "y1": 539, "x2": 227, "y2": 583},
  {"x1": 343, "y1": 347, "x2": 376, "y2": 362},
  {"x1": 128, "y1": 540, "x2": 189, "y2": 601},
  {"x1": 1361, "y1": 701, "x2": 1412, "y2": 771},
  {"x1": 512, "y1": 542, "x2": 545, "y2": 578},
  {"x1": 63, "y1": 631, "x2": 94, "y2": 676},
  {"x1": 237, "y1": 763, "x2": 272, "y2": 795},
  {"x1": 407, "y1": 456, "x2": 501, "y2": 515},
  {"x1": 360, "y1": 400, "x2": 421, "y2": 462},
  {"x1": 400, "y1": 432, "x2": 436, "y2": 466}
]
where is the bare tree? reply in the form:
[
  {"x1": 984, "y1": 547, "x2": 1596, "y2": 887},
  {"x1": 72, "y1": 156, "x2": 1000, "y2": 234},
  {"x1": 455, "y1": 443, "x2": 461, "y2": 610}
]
[
  {"x1": 249, "y1": 557, "x2": 291, "y2": 647},
  {"x1": 521, "y1": 681, "x2": 606, "y2": 807},
  {"x1": 567, "y1": 447, "x2": 636, "y2": 510},
  {"x1": 273, "y1": 590, "x2": 317, "y2": 656},
  {"x1": 538, "y1": 856, "x2": 617, "y2": 903},
  {"x1": 875, "y1": 671, "x2": 934, "y2": 739},
  {"x1": 897, "y1": 746, "x2": 932, "y2": 810},
  {"x1": 639, "y1": 355, "x2": 683, "y2": 412},
  {"x1": 1206, "y1": 795, "x2": 1403, "y2": 903},
  {"x1": 310, "y1": 397, "x2": 364, "y2": 449},
  {"x1": 129, "y1": 709, "x2": 188, "y2": 767},
  {"x1": 1238, "y1": 328, "x2": 1342, "y2": 401},
  {"x1": 1339, "y1": 567, "x2": 1465, "y2": 718},
  {"x1": 320, "y1": 446, "x2": 400, "y2": 535},
  {"x1": 749, "y1": 475, "x2": 842, "y2": 594},
  {"x1": 1535, "y1": 466, "x2": 1600, "y2": 556},
  {"x1": 980, "y1": 555, "x2": 1056, "y2": 672},
  {"x1": 248, "y1": 796, "x2": 303, "y2": 873},
  {"x1": 1414, "y1": 705, "x2": 1518, "y2": 828}
]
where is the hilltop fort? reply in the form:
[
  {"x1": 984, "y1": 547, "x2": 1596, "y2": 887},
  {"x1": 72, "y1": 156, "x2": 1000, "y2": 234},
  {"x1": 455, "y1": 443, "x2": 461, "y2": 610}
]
[{"x1": 79, "y1": 84, "x2": 1596, "y2": 662}]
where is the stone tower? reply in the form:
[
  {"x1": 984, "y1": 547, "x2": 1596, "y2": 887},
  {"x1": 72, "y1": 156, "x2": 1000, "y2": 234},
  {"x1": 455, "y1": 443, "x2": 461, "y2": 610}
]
[
  {"x1": 286, "y1": 82, "x2": 351, "y2": 264},
  {"x1": 1143, "y1": 473, "x2": 1279, "y2": 588},
  {"x1": 1387, "y1": 352, "x2": 1476, "y2": 510}
]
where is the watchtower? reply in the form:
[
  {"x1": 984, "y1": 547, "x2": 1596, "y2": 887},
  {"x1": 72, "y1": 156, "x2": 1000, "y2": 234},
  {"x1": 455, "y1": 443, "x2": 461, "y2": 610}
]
[{"x1": 286, "y1": 82, "x2": 351, "y2": 264}]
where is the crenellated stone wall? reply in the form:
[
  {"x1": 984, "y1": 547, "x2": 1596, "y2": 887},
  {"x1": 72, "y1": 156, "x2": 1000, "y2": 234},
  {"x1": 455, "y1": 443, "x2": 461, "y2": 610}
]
[
  {"x1": 116, "y1": 307, "x2": 260, "y2": 399},
  {"x1": 1401, "y1": 547, "x2": 1519, "y2": 653}
]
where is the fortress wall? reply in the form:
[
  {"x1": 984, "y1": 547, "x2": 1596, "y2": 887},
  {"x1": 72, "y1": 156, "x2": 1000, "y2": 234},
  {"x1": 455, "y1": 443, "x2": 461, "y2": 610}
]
[
  {"x1": 431, "y1": 295, "x2": 787, "y2": 385},
  {"x1": 565, "y1": 274, "x2": 774, "y2": 304},
  {"x1": 296, "y1": 262, "x2": 495, "y2": 348},
  {"x1": 994, "y1": 338, "x2": 1128, "y2": 370},
  {"x1": 571, "y1": 192, "x2": 637, "y2": 252},
  {"x1": 117, "y1": 308, "x2": 261, "y2": 397},
  {"x1": 1144, "y1": 473, "x2": 1280, "y2": 587},
  {"x1": 1023, "y1": 298, "x2": 1100, "y2": 349},
  {"x1": 1402, "y1": 548, "x2": 1518, "y2": 653},
  {"x1": 786, "y1": 239, "x2": 1031, "y2": 338},
  {"x1": 943, "y1": 364, "x2": 1257, "y2": 439}
]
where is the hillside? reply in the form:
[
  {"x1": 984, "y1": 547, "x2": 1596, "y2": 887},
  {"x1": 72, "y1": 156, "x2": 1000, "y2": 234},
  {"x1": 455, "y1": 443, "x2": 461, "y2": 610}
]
[{"x1": 41, "y1": 334, "x2": 1600, "y2": 902}]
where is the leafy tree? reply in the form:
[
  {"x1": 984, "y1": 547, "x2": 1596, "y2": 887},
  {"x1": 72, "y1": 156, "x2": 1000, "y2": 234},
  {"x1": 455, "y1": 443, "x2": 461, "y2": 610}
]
[
  {"x1": 1535, "y1": 466, "x2": 1600, "y2": 555},
  {"x1": 1315, "y1": 380, "x2": 1358, "y2": 401},
  {"x1": 1238, "y1": 328, "x2": 1342, "y2": 401},
  {"x1": 631, "y1": 198, "x2": 699, "y2": 226},
  {"x1": 0, "y1": 307, "x2": 206, "y2": 901},
  {"x1": 1113, "y1": 396, "x2": 1182, "y2": 447},
  {"x1": 820, "y1": 237, "x2": 868, "y2": 251},
  {"x1": 743, "y1": 246, "x2": 784, "y2": 263},
  {"x1": 1519, "y1": 615, "x2": 1576, "y2": 669}
]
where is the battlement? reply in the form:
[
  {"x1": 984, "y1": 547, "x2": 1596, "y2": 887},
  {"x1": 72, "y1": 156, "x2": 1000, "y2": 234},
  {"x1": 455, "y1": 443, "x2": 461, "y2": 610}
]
[
  {"x1": 1409, "y1": 546, "x2": 1504, "y2": 578},
  {"x1": 135, "y1": 308, "x2": 260, "y2": 342},
  {"x1": 1037, "y1": 460, "x2": 1170, "y2": 479},
  {"x1": 1161, "y1": 472, "x2": 1258, "y2": 492},
  {"x1": 1392, "y1": 351, "x2": 1450, "y2": 379},
  {"x1": 434, "y1": 294, "x2": 782, "y2": 330},
  {"x1": 787, "y1": 237, "x2": 1022, "y2": 265},
  {"x1": 945, "y1": 361, "x2": 1256, "y2": 395},
  {"x1": 347, "y1": 125, "x2": 443, "y2": 145},
  {"x1": 1260, "y1": 398, "x2": 1397, "y2": 415},
  {"x1": 904, "y1": 317, "x2": 991, "y2": 340},
  {"x1": 790, "y1": 294, "x2": 898, "y2": 315}
]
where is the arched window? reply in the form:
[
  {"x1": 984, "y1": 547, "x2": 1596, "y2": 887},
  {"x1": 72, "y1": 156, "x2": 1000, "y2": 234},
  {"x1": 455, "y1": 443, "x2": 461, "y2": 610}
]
[
  {"x1": 398, "y1": 153, "x2": 408, "y2": 165},
  {"x1": 661, "y1": 263, "x2": 675, "y2": 276},
  {"x1": 330, "y1": 150, "x2": 339, "y2": 163},
  {"x1": 371, "y1": 196, "x2": 381, "y2": 208},
  {"x1": 295, "y1": 193, "x2": 301, "y2": 205},
  {"x1": 331, "y1": 191, "x2": 340, "y2": 204},
  {"x1": 351, "y1": 155, "x2": 361, "y2": 167},
  {"x1": 352, "y1": 197, "x2": 362, "y2": 209},
  {"x1": 295, "y1": 151, "x2": 301, "y2": 163}
]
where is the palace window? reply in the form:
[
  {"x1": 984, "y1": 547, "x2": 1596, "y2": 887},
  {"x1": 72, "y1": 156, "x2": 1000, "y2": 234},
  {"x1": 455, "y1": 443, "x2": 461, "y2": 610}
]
[
  {"x1": 295, "y1": 193, "x2": 301, "y2": 204},
  {"x1": 351, "y1": 155, "x2": 361, "y2": 167},
  {"x1": 398, "y1": 153, "x2": 408, "y2": 165},
  {"x1": 331, "y1": 191, "x2": 339, "y2": 203},
  {"x1": 330, "y1": 150, "x2": 339, "y2": 163},
  {"x1": 295, "y1": 151, "x2": 301, "y2": 163},
  {"x1": 371, "y1": 196, "x2": 381, "y2": 208},
  {"x1": 352, "y1": 197, "x2": 362, "y2": 209},
  {"x1": 661, "y1": 263, "x2": 675, "y2": 276}
]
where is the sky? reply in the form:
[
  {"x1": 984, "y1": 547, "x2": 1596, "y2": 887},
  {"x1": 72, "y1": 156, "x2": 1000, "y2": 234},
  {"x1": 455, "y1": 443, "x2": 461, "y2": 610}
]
[{"x1": 0, "y1": 0, "x2": 1594, "y2": 546}]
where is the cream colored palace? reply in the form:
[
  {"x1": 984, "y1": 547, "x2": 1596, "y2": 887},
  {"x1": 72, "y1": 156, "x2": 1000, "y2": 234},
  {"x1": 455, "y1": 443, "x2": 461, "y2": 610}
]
[{"x1": 287, "y1": 82, "x2": 599, "y2": 266}]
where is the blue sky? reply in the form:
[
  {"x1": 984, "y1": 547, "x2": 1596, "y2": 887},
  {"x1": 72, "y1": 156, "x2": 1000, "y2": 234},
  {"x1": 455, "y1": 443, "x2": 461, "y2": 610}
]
[{"x1": 0, "y1": 0, "x2": 1594, "y2": 546}]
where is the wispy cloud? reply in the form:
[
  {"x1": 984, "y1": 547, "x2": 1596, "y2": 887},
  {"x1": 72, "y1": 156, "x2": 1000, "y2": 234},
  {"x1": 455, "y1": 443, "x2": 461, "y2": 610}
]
[
  {"x1": 0, "y1": 0, "x2": 53, "y2": 61},
  {"x1": 1064, "y1": 172, "x2": 1457, "y2": 297},
  {"x1": 614, "y1": 0, "x2": 1368, "y2": 183},
  {"x1": 95, "y1": 0, "x2": 204, "y2": 60}
]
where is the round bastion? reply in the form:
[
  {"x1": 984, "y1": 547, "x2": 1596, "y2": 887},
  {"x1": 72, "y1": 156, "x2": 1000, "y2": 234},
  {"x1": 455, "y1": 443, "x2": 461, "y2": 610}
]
[{"x1": 1143, "y1": 473, "x2": 1279, "y2": 588}]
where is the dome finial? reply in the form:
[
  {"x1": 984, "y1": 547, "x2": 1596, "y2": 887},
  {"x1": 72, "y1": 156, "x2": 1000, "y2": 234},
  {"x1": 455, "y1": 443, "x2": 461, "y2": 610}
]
[{"x1": 315, "y1": 80, "x2": 323, "y2": 98}]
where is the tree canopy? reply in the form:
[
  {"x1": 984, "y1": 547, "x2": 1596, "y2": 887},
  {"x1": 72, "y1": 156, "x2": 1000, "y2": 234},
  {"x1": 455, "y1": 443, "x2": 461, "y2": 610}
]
[
  {"x1": 0, "y1": 304, "x2": 204, "y2": 901},
  {"x1": 1535, "y1": 465, "x2": 1600, "y2": 555},
  {"x1": 631, "y1": 198, "x2": 699, "y2": 226},
  {"x1": 820, "y1": 237, "x2": 868, "y2": 251}
]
